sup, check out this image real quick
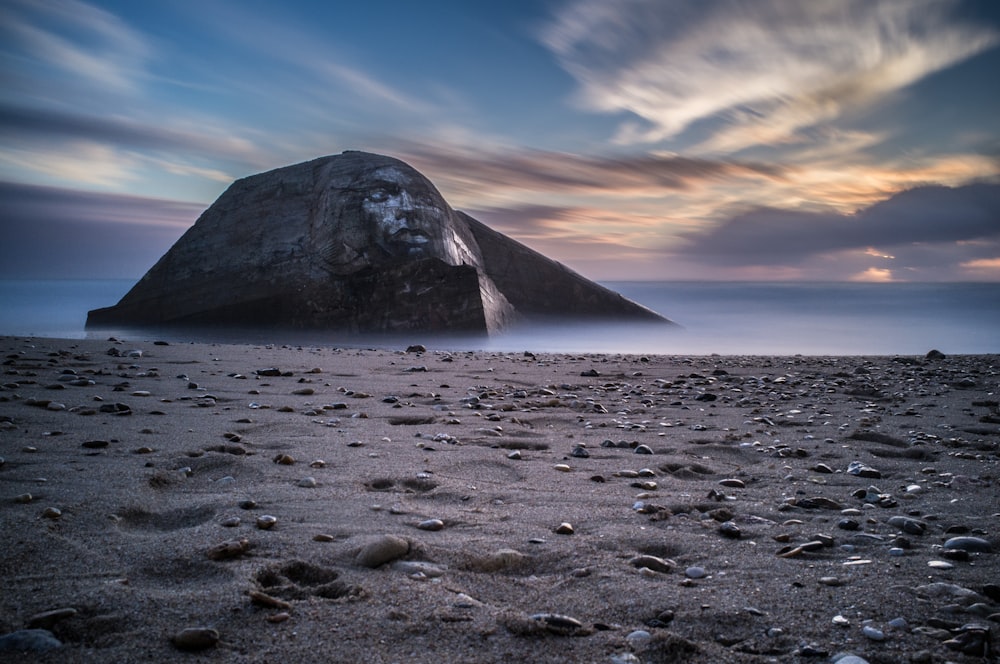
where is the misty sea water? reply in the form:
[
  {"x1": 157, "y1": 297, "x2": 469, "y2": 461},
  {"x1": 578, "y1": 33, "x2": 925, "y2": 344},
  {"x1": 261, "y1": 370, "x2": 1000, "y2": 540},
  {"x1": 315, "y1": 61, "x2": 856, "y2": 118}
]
[{"x1": 0, "y1": 279, "x2": 997, "y2": 356}]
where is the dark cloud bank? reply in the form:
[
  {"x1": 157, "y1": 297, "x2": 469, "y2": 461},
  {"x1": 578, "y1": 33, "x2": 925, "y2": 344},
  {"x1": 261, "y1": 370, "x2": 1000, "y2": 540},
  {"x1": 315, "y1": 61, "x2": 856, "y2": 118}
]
[
  {"x1": 678, "y1": 182, "x2": 1000, "y2": 271},
  {"x1": 0, "y1": 182, "x2": 200, "y2": 279}
]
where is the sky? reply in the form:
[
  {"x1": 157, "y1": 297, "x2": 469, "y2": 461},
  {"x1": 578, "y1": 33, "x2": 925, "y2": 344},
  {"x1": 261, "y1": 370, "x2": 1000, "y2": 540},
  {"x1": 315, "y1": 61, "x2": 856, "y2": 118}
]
[{"x1": 1, "y1": 0, "x2": 999, "y2": 283}]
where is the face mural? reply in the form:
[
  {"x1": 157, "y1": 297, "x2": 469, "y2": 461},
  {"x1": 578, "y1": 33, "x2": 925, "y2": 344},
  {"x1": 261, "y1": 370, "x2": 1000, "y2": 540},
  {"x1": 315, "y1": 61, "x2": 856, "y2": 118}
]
[{"x1": 359, "y1": 166, "x2": 473, "y2": 265}]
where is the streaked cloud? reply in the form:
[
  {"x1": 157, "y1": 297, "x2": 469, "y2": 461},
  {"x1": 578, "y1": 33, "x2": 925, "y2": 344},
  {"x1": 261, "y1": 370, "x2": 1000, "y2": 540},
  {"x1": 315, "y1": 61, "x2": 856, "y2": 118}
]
[
  {"x1": 0, "y1": 181, "x2": 201, "y2": 279},
  {"x1": 0, "y1": 104, "x2": 259, "y2": 165},
  {"x1": 397, "y1": 142, "x2": 786, "y2": 208},
  {"x1": 543, "y1": 0, "x2": 999, "y2": 152},
  {"x1": 0, "y1": 0, "x2": 149, "y2": 93}
]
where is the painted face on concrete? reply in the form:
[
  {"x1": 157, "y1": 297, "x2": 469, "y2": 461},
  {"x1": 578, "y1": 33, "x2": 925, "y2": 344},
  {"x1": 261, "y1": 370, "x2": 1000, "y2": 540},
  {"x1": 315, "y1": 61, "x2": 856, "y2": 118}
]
[{"x1": 361, "y1": 166, "x2": 449, "y2": 260}]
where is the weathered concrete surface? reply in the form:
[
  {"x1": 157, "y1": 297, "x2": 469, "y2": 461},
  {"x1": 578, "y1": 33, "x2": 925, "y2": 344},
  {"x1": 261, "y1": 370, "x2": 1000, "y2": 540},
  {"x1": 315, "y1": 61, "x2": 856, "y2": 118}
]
[{"x1": 87, "y1": 151, "x2": 671, "y2": 334}]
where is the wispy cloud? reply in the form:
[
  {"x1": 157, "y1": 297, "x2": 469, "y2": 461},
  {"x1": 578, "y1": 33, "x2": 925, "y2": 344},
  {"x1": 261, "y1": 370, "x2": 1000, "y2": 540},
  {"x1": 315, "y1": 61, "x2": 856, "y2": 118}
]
[
  {"x1": 543, "y1": 0, "x2": 999, "y2": 152},
  {"x1": 0, "y1": 104, "x2": 258, "y2": 166},
  {"x1": 0, "y1": 0, "x2": 150, "y2": 92},
  {"x1": 396, "y1": 142, "x2": 785, "y2": 208}
]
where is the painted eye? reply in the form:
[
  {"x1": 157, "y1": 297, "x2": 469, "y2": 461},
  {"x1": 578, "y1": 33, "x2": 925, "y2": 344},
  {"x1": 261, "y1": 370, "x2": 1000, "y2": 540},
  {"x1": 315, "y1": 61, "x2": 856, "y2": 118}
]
[{"x1": 367, "y1": 190, "x2": 389, "y2": 203}]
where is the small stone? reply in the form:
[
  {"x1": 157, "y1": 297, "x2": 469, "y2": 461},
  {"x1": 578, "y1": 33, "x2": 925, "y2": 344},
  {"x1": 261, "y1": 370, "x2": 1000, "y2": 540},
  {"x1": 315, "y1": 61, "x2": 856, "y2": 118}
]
[
  {"x1": 355, "y1": 534, "x2": 410, "y2": 568},
  {"x1": 206, "y1": 538, "x2": 250, "y2": 560},
  {"x1": 831, "y1": 654, "x2": 870, "y2": 664},
  {"x1": 249, "y1": 590, "x2": 291, "y2": 609},
  {"x1": 718, "y1": 478, "x2": 745, "y2": 488},
  {"x1": 862, "y1": 625, "x2": 885, "y2": 641},
  {"x1": 818, "y1": 576, "x2": 843, "y2": 586},
  {"x1": 266, "y1": 612, "x2": 291, "y2": 623},
  {"x1": 685, "y1": 566, "x2": 707, "y2": 579},
  {"x1": 220, "y1": 516, "x2": 241, "y2": 527},
  {"x1": 0, "y1": 629, "x2": 62, "y2": 653},
  {"x1": 554, "y1": 522, "x2": 574, "y2": 535},
  {"x1": 943, "y1": 536, "x2": 992, "y2": 553},
  {"x1": 832, "y1": 614, "x2": 851, "y2": 627},
  {"x1": 256, "y1": 515, "x2": 278, "y2": 530},
  {"x1": 297, "y1": 477, "x2": 317, "y2": 488},
  {"x1": 507, "y1": 450, "x2": 522, "y2": 460},
  {"x1": 626, "y1": 629, "x2": 652, "y2": 651},
  {"x1": 171, "y1": 627, "x2": 219, "y2": 651},
  {"x1": 529, "y1": 612, "x2": 584, "y2": 635},
  {"x1": 928, "y1": 560, "x2": 954, "y2": 570},
  {"x1": 553, "y1": 464, "x2": 572, "y2": 472},
  {"x1": 718, "y1": 521, "x2": 741, "y2": 539},
  {"x1": 416, "y1": 518, "x2": 445, "y2": 531},
  {"x1": 838, "y1": 518, "x2": 860, "y2": 531},
  {"x1": 634, "y1": 445, "x2": 653, "y2": 455},
  {"x1": 309, "y1": 459, "x2": 326, "y2": 468},
  {"x1": 238, "y1": 500, "x2": 257, "y2": 510},
  {"x1": 14, "y1": 493, "x2": 32, "y2": 504},
  {"x1": 313, "y1": 533, "x2": 335, "y2": 542},
  {"x1": 847, "y1": 461, "x2": 882, "y2": 479},
  {"x1": 569, "y1": 445, "x2": 590, "y2": 458},
  {"x1": 629, "y1": 555, "x2": 675, "y2": 574},
  {"x1": 887, "y1": 515, "x2": 926, "y2": 535},
  {"x1": 81, "y1": 440, "x2": 109, "y2": 449},
  {"x1": 273, "y1": 453, "x2": 295, "y2": 465},
  {"x1": 41, "y1": 507, "x2": 61, "y2": 519}
]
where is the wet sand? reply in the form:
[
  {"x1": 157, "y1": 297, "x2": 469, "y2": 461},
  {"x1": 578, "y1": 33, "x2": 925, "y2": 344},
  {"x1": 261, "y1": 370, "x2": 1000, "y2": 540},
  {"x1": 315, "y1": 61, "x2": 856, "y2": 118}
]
[{"x1": 1, "y1": 336, "x2": 998, "y2": 663}]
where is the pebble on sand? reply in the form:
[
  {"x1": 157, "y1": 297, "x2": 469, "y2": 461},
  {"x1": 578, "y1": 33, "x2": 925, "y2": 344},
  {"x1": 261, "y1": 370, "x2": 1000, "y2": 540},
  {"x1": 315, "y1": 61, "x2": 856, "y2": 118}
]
[
  {"x1": 0, "y1": 629, "x2": 62, "y2": 653},
  {"x1": 171, "y1": 627, "x2": 219, "y2": 651},
  {"x1": 206, "y1": 538, "x2": 251, "y2": 560},
  {"x1": 256, "y1": 515, "x2": 278, "y2": 529},
  {"x1": 943, "y1": 536, "x2": 992, "y2": 553},
  {"x1": 354, "y1": 534, "x2": 410, "y2": 568},
  {"x1": 416, "y1": 518, "x2": 445, "y2": 531},
  {"x1": 629, "y1": 554, "x2": 674, "y2": 574}
]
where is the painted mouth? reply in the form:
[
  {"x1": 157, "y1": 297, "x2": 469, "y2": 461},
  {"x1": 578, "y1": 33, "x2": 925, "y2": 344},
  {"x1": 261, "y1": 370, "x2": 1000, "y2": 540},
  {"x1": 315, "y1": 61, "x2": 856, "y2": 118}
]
[{"x1": 391, "y1": 229, "x2": 430, "y2": 243}]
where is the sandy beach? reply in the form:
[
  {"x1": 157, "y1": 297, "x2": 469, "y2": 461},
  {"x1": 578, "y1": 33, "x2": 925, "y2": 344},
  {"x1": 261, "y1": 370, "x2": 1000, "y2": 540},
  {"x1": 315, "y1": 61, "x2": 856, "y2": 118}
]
[{"x1": 1, "y1": 335, "x2": 997, "y2": 663}]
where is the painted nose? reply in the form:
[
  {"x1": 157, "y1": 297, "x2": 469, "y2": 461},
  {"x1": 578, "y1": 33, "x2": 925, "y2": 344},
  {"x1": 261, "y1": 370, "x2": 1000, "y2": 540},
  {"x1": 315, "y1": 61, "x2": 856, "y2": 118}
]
[{"x1": 394, "y1": 191, "x2": 416, "y2": 218}]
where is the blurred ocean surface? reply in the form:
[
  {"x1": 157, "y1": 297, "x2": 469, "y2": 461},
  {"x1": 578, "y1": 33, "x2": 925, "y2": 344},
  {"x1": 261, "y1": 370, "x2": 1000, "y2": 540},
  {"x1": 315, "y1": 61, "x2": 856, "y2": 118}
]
[{"x1": 1, "y1": 279, "x2": 998, "y2": 356}]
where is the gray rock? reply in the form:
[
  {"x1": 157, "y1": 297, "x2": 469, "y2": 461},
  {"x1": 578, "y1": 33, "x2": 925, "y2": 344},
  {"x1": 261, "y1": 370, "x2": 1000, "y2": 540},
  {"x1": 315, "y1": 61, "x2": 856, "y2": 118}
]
[
  {"x1": 847, "y1": 461, "x2": 881, "y2": 479},
  {"x1": 862, "y1": 625, "x2": 885, "y2": 641},
  {"x1": 831, "y1": 654, "x2": 870, "y2": 664},
  {"x1": 171, "y1": 627, "x2": 219, "y2": 651},
  {"x1": 87, "y1": 152, "x2": 672, "y2": 334},
  {"x1": 718, "y1": 521, "x2": 742, "y2": 539},
  {"x1": 355, "y1": 534, "x2": 410, "y2": 568},
  {"x1": 0, "y1": 629, "x2": 61, "y2": 652},
  {"x1": 416, "y1": 518, "x2": 445, "y2": 531},
  {"x1": 943, "y1": 536, "x2": 992, "y2": 553},
  {"x1": 887, "y1": 515, "x2": 926, "y2": 535}
]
